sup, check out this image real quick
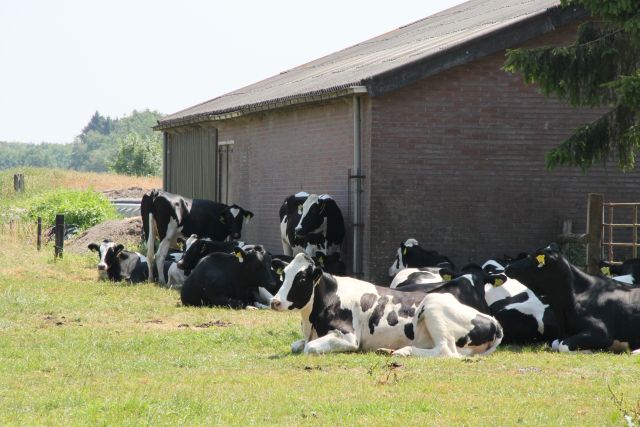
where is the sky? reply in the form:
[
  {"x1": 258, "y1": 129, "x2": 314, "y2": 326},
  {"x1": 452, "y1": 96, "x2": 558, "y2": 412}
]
[{"x1": 0, "y1": 0, "x2": 467, "y2": 144}]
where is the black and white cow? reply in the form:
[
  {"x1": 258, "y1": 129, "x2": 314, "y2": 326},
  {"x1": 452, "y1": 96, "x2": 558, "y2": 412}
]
[
  {"x1": 88, "y1": 240, "x2": 148, "y2": 283},
  {"x1": 599, "y1": 258, "x2": 640, "y2": 286},
  {"x1": 279, "y1": 192, "x2": 309, "y2": 256},
  {"x1": 390, "y1": 267, "x2": 444, "y2": 289},
  {"x1": 393, "y1": 265, "x2": 494, "y2": 316},
  {"x1": 388, "y1": 239, "x2": 454, "y2": 277},
  {"x1": 294, "y1": 194, "x2": 345, "y2": 257},
  {"x1": 180, "y1": 245, "x2": 276, "y2": 309},
  {"x1": 481, "y1": 259, "x2": 559, "y2": 344},
  {"x1": 270, "y1": 253, "x2": 503, "y2": 357},
  {"x1": 141, "y1": 190, "x2": 254, "y2": 284},
  {"x1": 505, "y1": 244, "x2": 640, "y2": 354}
]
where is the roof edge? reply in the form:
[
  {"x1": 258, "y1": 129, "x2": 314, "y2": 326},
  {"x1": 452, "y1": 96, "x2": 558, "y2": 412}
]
[
  {"x1": 365, "y1": 4, "x2": 588, "y2": 96},
  {"x1": 154, "y1": 85, "x2": 367, "y2": 131}
]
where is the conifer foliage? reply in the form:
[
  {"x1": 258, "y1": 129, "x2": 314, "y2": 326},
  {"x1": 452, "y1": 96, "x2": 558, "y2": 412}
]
[{"x1": 503, "y1": 0, "x2": 640, "y2": 171}]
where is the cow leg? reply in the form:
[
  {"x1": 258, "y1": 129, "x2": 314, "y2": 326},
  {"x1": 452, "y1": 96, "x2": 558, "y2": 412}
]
[
  {"x1": 304, "y1": 330, "x2": 358, "y2": 354},
  {"x1": 291, "y1": 339, "x2": 306, "y2": 353},
  {"x1": 146, "y1": 212, "x2": 156, "y2": 281},
  {"x1": 155, "y1": 218, "x2": 181, "y2": 285},
  {"x1": 551, "y1": 330, "x2": 611, "y2": 353}
]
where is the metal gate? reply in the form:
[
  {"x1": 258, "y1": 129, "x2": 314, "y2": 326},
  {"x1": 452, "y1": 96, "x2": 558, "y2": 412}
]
[{"x1": 602, "y1": 202, "x2": 640, "y2": 262}]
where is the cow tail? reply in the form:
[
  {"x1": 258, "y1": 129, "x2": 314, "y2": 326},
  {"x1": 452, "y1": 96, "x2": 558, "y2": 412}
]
[{"x1": 483, "y1": 319, "x2": 504, "y2": 356}]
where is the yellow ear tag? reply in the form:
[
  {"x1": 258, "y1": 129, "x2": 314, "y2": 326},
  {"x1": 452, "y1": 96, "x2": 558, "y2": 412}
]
[
  {"x1": 442, "y1": 274, "x2": 452, "y2": 281},
  {"x1": 244, "y1": 214, "x2": 251, "y2": 220},
  {"x1": 235, "y1": 252, "x2": 244, "y2": 263},
  {"x1": 319, "y1": 258, "x2": 325, "y2": 267},
  {"x1": 276, "y1": 268, "x2": 283, "y2": 275},
  {"x1": 403, "y1": 248, "x2": 407, "y2": 256},
  {"x1": 494, "y1": 278, "x2": 504, "y2": 287},
  {"x1": 536, "y1": 254, "x2": 545, "y2": 268},
  {"x1": 298, "y1": 205, "x2": 303, "y2": 214},
  {"x1": 601, "y1": 266, "x2": 611, "y2": 276}
]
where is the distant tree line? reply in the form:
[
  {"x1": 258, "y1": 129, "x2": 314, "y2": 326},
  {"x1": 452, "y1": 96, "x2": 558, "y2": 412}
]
[{"x1": 0, "y1": 109, "x2": 164, "y2": 176}]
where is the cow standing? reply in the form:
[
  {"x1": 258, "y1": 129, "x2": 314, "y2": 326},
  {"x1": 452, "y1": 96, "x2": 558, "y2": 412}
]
[
  {"x1": 270, "y1": 253, "x2": 502, "y2": 357},
  {"x1": 294, "y1": 194, "x2": 345, "y2": 257},
  {"x1": 279, "y1": 192, "x2": 309, "y2": 256},
  {"x1": 141, "y1": 190, "x2": 253, "y2": 284}
]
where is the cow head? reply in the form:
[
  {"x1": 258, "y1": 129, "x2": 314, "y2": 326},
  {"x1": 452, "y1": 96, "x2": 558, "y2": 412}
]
[
  {"x1": 176, "y1": 236, "x2": 206, "y2": 273},
  {"x1": 88, "y1": 240, "x2": 124, "y2": 271},
  {"x1": 388, "y1": 238, "x2": 420, "y2": 276},
  {"x1": 295, "y1": 194, "x2": 331, "y2": 238},
  {"x1": 220, "y1": 204, "x2": 254, "y2": 240},
  {"x1": 233, "y1": 245, "x2": 277, "y2": 293},
  {"x1": 504, "y1": 243, "x2": 565, "y2": 298},
  {"x1": 270, "y1": 253, "x2": 321, "y2": 311}
]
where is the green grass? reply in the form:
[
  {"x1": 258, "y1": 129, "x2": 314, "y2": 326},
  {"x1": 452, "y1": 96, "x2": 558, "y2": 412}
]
[{"x1": 1, "y1": 236, "x2": 639, "y2": 426}]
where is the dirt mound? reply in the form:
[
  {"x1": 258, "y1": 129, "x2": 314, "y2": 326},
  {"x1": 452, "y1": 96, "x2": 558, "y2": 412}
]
[
  {"x1": 66, "y1": 217, "x2": 144, "y2": 254},
  {"x1": 101, "y1": 187, "x2": 153, "y2": 200}
]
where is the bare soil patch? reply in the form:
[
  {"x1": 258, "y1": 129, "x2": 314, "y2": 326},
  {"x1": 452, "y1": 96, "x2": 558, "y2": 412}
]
[
  {"x1": 101, "y1": 187, "x2": 151, "y2": 200},
  {"x1": 66, "y1": 217, "x2": 143, "y2": 254}
]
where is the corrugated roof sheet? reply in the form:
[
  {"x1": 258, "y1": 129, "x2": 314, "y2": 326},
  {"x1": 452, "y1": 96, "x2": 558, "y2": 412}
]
[{"x1": 159, "y1": 0, "x2": 562, "y2": 126}]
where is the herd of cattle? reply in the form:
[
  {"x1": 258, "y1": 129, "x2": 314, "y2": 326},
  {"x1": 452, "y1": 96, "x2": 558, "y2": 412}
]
[{"x1": 88, "y1": 190, "x2": 640, "y2": 357}]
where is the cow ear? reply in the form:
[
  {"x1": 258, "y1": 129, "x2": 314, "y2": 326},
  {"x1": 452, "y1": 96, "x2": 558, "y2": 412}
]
[
  {"x1": 489, "y1": 273, "x2": 508, "y2": 287},
  {"x1": 88, "y1": 243, "x2": 99, "y2": 252},
  {"x1": 219, "y1": 215, "x2": 226, "y2": 224},
  {"x1": 118, "y1": 251, "x2": 130, "y2": 260},
  {"x1": 439, "y1": 268, "x2": 455, "y2": 282},
  {"x1": 244, "y1": 210, "x2": 254, "y2": 222},
  {"x1": 315, "y1": 252, "x2": 325, "y2": 267},
  {"x1": 272, "y1": 259, "x2": 288, "y2": 277},
  {"x1": 114, "y1": 244, "x2": 124, "y2": 255},
  {"x1": 233, "y1": 247, "x2": 246, "y2": 263}
]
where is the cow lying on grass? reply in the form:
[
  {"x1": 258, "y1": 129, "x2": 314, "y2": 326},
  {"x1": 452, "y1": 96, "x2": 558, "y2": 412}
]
[
  {"x1": 270, "y1": 253, "x2": 503, "y2": 357},
  {"x1": 505, "y1": 244, "x2": 640, "y2": 354},
  {"x1": 88, "y1": 240, "x2": 148, "y2": 283}
]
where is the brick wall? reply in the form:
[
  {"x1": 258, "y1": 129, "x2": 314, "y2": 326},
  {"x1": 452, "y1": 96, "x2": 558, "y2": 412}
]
[
  {"x1": 213, "y1": 99, "x2": 355, "y2": 258},
  {"x1": 367, "y1": 24, "x2": 640, "y2": 282}
]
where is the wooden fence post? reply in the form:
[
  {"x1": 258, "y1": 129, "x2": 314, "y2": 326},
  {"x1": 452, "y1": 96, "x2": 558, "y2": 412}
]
[
  {"x1": 13, "y1": 174, "x2": 24, "y2": 193},
  {"x1": 54, "y1": 214, "x2": 64, "y2": 260},
  {"x1": 37, "y1": 217, "x2": 42, "y2": 251},
  {"x1": 586, "y1": 193, "x2": 603, "y2": 274}
]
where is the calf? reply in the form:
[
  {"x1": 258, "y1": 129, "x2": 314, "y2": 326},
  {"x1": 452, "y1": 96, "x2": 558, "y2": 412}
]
[
  {"x1": 505, "y1": 244, "x2": 640, "y2": 353},
  {"x1": 388, "y1": 239, "x2": 454, "y2": 277},
  {"x1": 270, "y1": 253, "x2": 502, "y2": 357},
  {"x1": 180, "y1": 245, "x2": 276, "y2": 309},
  {"x1": 88, "y1": 240, "x2": 148, "y2": 283},
  {"x1": 294, "y1": 194, "x2": 345, "y2": 256},
  {"x1": 141, "y1": 190, "x2": 253, "y2": 284},
  {"x1": 176, "y1": 237, "x2": 241, "y2": 273}
]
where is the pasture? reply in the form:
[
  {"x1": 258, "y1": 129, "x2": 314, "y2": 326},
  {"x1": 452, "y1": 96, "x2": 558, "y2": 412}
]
[{"x1": 1, "y1": 169, "x2": 639, "y2": 425}]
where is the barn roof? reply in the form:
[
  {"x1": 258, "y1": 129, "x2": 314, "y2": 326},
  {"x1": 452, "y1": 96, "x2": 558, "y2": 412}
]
[{"x1": 156, "y1": 0, "x2": 585, "y2": 130}]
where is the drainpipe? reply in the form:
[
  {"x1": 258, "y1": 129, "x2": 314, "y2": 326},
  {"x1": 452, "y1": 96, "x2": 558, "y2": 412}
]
[{"x1": 350, "y1": 86, "x2": 367, "y2": 277}]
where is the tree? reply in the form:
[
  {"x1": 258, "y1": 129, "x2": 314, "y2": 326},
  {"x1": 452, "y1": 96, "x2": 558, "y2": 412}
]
[
  {"x1": 109, "y1": 133, "x2": 162, "y2": 176},
  {"x1": 503, "y1": 0, "x2": 640, "y2": 171}
]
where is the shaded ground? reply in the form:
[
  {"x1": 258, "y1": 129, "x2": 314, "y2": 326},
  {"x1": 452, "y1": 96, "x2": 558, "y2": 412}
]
[{"x1": 66, "y1": 217, "x2": 143, "y2": 254}]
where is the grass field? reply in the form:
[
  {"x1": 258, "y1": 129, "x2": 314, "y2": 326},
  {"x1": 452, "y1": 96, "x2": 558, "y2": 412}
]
[{"x1": 1, "y1": 169, "x2": 639, "y2": 425}]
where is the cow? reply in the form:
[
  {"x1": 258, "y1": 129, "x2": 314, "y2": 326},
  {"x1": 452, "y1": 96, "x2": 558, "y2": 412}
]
[
  {"x1": 180, "y1": 245, "x2": 276, "y2": 309},
  {"x1": 269, "y1": 253, "x2": 503, "y2": 357},
  {"x1": 599, "y1": 258, "x2": 640, "y2": 286},
  {"x1": 390, "y1": 267, "x2": 443, "y2": 289},
  {"x1": 88, "y1": 240, "x2": 148, "y2": 283},
  {"x1": 279, "y1": 192, "x2": 309, "y2": 256},
  {"x1": 388, "y1": 239, "x2": 454, "y2": 277},
  {"x1": 505, "y1": 244, "x2": 640, "y2": 354},
  {"x1": 479, "y1": 261, "x2": 559, "y2": 344},
  {"x1": 294, "y1": 194, "x2": 345, "y2": 257},
  {"x1": 176, "y1": 237, "x2": 242, "y2": 273},
  {"x1": 141, "y1": 190, "x2": 254, "y2": 284}
]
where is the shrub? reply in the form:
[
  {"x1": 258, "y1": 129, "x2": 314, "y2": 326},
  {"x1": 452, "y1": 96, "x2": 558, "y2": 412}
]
[{"x1": 27, "y1": 189, "x2": 118, "y2": 230}]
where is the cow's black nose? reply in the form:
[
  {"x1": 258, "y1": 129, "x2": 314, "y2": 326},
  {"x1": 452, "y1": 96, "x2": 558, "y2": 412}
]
[
  {"x1": 97, "y1": 264, "x2": 107, "y2": 271},
  {"x1": 176, "y1": 260, "x2": 185, "y2": 270}
]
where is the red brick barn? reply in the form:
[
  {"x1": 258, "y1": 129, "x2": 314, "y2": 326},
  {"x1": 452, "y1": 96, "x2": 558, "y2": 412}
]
[{"x1": 154, "y1": 0, "x2": 640, "y2": 283}]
